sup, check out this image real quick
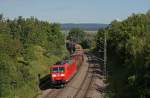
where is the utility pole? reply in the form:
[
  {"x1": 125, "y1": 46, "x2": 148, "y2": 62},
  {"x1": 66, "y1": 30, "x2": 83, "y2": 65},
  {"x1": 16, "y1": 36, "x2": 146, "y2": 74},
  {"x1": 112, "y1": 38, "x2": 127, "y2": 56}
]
[
  {"x1": 78, "y1": 32, "x2": 79, "y2": 43},
  {"x1": 96, "y1": 30, "x2": 107, "y2": 80},
  {"x1": 104, "y1": 31, "x2": 107, "y2": 80},
  {"x1": 64, "y1": 31, "x2": 67, "y2": 49},
  {"x1": 96, "y1": 30, "x2": 107, "y2": 97}
]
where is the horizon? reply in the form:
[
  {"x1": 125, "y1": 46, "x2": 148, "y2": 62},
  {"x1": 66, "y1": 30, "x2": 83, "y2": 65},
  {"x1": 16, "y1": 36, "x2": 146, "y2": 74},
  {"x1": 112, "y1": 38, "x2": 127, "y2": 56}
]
[{"x1": 0, "y1": 0, "x2": 150, "y2": 24}]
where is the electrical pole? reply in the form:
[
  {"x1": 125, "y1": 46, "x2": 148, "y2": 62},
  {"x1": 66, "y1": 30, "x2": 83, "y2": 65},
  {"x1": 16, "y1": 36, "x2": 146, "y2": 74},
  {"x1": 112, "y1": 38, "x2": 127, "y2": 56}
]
[
  {"x1": 64, "y1": 31, "x2": 66, "y2": 49},
  {"x1": 96, "y1": 30, "x2": 107, "y2": 80},
  {"x1": 104, "y1": 31, "x2": 107, "y2": 80}
]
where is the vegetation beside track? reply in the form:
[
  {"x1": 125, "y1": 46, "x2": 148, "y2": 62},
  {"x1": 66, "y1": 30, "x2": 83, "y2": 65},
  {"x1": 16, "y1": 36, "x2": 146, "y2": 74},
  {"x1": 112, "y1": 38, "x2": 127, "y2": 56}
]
[
  {"x1": 0, "y1": 15, "x2": 69, "y2": 98},
  {"x1": 96, "y1": 10, "x2": 150, "y2": 98}
]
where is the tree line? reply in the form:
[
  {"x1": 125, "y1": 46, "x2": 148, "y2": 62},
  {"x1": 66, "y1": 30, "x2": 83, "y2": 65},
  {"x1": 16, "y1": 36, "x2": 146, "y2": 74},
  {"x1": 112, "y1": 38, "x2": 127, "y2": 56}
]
[
  {"x1": 96, "y1": 10, "x2": 150, "y2": 98},
  {"x1": 0, "y1": 15, "x2": 68, "y2": 98}
]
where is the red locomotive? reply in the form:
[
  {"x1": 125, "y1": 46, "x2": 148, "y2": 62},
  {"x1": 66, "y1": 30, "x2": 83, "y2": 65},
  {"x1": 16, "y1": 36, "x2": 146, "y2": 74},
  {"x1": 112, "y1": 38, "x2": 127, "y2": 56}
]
[{"x1": 50, "y1": 49, "x2": 84, "y2": 86}]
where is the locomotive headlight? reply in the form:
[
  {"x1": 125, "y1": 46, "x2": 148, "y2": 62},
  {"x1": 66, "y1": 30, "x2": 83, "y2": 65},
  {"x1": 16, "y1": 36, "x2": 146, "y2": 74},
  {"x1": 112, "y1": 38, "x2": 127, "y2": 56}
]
[
  {"x1": 52, "y1": 74, "x2": 56, "y2": 77},
  {"x1": 60, "y1": 74, "x2": 65, "y2": 76}
]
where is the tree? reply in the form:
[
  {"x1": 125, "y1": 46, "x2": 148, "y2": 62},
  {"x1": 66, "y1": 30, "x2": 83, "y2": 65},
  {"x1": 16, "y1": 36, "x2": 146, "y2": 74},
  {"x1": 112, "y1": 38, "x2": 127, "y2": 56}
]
[
  {"x1": 67, "y1": 28, "x2": 85, "y2": 43},
  {"x1": 96, "y1": 10, "x2": 150, "y2": 98},
  {"x1": 0, "y1": 14, "x2": 3, "y2": 21},
  {"x1": 0, "y1": 15, "x2": 68, "y2": 98}
]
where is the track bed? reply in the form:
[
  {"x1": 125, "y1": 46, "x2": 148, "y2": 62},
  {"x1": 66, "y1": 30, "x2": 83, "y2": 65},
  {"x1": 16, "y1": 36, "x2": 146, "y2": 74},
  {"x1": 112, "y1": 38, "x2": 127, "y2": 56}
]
[{"x1": 37, "y1": 53, "x2": 105, "y2": 98}]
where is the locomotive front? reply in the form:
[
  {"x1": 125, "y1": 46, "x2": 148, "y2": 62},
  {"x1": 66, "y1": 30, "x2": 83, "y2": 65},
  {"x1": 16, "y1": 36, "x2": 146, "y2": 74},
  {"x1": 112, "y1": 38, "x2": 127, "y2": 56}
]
[{"x1": 51, "y1": 62, "x2": 66, "y2": 85}]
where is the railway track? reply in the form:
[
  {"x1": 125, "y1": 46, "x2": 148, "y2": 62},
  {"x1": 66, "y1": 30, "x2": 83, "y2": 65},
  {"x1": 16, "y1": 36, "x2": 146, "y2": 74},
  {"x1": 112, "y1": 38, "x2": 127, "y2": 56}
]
[
  {"x1": 38, "y1": 53, "x2": 97, "y2": 98},
  {"x1": 73, "y1": 53, "x2": 95, "y2": 98}
]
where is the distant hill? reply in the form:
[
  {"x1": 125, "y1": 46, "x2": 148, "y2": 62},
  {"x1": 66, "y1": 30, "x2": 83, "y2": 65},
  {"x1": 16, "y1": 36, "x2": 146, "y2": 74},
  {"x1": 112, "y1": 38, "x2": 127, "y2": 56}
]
[{"x1": 61, "y1": 23, "x2": 108, "y2": 31}]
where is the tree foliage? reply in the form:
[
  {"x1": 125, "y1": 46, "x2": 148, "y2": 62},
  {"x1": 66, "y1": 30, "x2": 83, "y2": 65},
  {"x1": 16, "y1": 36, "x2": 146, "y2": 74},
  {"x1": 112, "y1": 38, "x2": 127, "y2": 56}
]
[
  {"x1": 96, "y1": 10, "x2": 150, "y2": 98},
  {"x1": 67, "y1": 28, "x2": 85, "y2": 43},
  {"x1": 67, "y1": 28, "x2": 95, "y2": 49},
  {"x1": 0, "y1": 16, "x2": 67, "y2": 98}
]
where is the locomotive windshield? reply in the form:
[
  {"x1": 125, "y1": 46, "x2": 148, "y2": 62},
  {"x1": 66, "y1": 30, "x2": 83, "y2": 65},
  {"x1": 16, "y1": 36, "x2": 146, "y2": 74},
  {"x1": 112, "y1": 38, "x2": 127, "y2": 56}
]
[
  {"x1": 55, "y1": 61, "x2": 66, "y2": 65},
  {"x1": 52, "y1": 67, "x2": 64, "y2": 72},
  {"x1": 59, "y1": 67, "x2": 64, "y2": 72}
]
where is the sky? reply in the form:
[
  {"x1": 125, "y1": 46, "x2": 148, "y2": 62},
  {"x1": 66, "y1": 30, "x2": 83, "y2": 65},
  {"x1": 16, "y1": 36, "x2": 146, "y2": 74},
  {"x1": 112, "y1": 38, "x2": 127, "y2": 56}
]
[{"x1": 0, "y1": 0, "x2": 150, "y2": 24}]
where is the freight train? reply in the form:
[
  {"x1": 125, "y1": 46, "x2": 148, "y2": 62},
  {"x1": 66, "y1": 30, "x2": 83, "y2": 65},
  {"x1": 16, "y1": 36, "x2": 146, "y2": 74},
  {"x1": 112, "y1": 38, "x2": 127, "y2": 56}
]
[{"x1": 50, "y1": 44, "x2": 84, "y2": 87}]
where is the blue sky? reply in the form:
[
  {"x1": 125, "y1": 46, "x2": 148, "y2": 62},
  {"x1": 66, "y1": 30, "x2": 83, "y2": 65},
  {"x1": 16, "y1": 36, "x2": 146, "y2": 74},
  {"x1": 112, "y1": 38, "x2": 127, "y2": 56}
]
[{"x1": 0, "y1": 0, "x2": 150, "y2": 23}]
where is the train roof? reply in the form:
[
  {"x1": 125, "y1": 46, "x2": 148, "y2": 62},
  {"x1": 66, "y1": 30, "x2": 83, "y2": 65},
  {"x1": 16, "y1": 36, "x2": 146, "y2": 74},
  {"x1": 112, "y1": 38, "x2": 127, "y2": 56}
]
[
  {"x1": 72, "y1": 51, "x2": 84, "y2": 56},
  {"x1": 52, "y1": 60, "x2": 71, "y2": 67}
]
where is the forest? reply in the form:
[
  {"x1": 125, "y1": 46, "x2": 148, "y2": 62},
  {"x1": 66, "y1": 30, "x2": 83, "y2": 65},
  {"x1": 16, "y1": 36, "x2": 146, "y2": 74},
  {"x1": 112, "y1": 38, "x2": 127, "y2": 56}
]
[
  {"x1": 96, "y1": 10, "x2": 150, "y2": 98},
  {"x1": 0, "y1": 15, "x2": 68, "y2": 98}
]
